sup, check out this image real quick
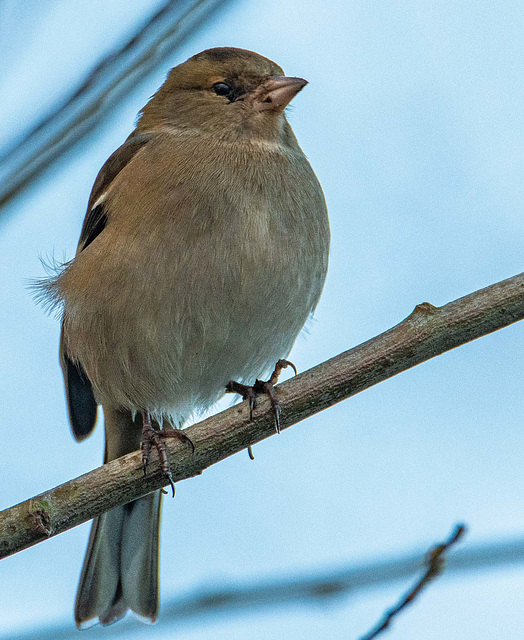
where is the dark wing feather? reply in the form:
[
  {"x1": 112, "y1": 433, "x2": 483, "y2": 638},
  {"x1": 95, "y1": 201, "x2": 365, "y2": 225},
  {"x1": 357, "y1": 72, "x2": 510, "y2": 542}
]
[
  {"x1": 60, "y1": 333, "x2": 98, "y2": 442},
  {"x1": 62, "y1": 132, "x2": 152, "y2": 440},
  {"x1": 78, "y1": 204, "x2": 107, "y2": 251}
]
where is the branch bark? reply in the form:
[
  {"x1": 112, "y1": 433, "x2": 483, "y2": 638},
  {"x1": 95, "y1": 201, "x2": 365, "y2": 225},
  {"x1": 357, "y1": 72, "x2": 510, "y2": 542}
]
[{"x1": 1, "y1": 272, "x2": 523, "y2": 559}]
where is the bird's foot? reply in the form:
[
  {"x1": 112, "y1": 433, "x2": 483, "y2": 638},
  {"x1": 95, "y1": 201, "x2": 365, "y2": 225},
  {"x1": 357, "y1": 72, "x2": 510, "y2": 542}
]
[
  {"x1": 226, "y1": 359, "x2": 297, "y2": 435},
  {"x1": 141, "y1": 411, "x2": 195, "y2": 497}
]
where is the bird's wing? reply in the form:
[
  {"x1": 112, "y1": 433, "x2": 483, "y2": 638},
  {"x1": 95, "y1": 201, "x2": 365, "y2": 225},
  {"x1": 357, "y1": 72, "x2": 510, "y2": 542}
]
[
  {"x1": 79, "y1": 132, "x2": 153, "y2": 251},
  {"x1": 62, "y1": 132, "x2": 153, "y2": 441}
]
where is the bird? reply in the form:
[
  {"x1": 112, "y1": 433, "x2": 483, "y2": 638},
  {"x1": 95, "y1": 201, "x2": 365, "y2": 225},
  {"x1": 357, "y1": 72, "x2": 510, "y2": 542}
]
[{"x1": 39, "y1": 47, "x2": 329, "y2": 628}]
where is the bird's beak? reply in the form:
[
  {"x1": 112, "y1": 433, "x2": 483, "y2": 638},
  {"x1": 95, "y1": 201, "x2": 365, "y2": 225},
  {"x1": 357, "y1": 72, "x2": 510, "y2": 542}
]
[{"x1": 251, "y1": 76, "x2": 308, "y2": 112}]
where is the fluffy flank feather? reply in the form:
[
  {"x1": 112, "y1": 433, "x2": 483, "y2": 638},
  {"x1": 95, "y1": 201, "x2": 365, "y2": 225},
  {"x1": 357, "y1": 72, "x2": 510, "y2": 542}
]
[{"x1": 29, "y1": 254, "x2": 69, "y2": 318}]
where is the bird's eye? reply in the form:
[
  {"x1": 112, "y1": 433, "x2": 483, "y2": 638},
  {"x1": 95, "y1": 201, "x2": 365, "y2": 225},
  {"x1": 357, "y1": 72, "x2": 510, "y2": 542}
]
[{"x1": 212, "y1": 82, "x2": 232, "y2": 97}]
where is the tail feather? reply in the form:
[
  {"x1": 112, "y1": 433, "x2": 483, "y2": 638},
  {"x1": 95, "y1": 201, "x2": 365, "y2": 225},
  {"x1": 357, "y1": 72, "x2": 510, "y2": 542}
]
[
  {"x1": 121, "y1": 492, "x2": 162, "y2": 619},
  {"x1": 75, "y1": 507, "x2": 126, "y2": 628},
  {"x1": 74, "y1": 408, "x2": 161, "y2": 628}
]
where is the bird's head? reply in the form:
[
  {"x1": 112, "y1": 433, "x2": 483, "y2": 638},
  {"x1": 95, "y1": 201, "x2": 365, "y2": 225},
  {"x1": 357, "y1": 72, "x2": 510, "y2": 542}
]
[{"x1": 137, "y1": 47, "x2": 307, "y2": 141}]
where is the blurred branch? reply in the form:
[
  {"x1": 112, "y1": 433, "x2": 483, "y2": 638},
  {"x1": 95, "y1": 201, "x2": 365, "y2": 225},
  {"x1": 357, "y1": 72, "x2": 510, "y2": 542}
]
[
  {"x1": 5, "y1": 530, "x2": 524, "y2": 639},
  {"x1": 359, "y1": 524, "x2": 466, "y2": 640},
  {"x1": 1, "y1": 272, "x2": 523, "y2": 558},
  {"x1": 0, "y1": 0, "x2": 235, "y2": 211}
]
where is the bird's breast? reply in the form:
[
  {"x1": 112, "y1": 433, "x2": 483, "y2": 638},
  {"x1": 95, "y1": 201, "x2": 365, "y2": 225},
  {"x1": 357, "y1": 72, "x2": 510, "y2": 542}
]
[{"x1": 60, "y1": 133, "x2": 329, "y2": 418}]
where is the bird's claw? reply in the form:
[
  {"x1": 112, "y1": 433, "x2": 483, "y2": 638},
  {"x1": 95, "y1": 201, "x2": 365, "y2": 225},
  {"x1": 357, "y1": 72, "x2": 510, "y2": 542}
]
[
  {"x1": 141, "y1": 411, "x2": 194, "y2": 498},
  {"x1": 226, "y1": 359, "x2": 297, "y2": 435}
]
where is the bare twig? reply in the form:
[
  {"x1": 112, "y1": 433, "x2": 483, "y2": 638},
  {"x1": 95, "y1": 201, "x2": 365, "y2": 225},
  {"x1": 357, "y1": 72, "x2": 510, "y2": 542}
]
[
  {"x1": 0, "y1": 0, "x2": 236, "y2": 211},
  {"x1": 5, "y1": 530, "x2": 524, "y2": 639},
  {"x1": 359, "y1": 524, "x2": 467, "y2": 640},
  {"x1": 0, "y1": 272, "x2": 523, "y2": 558}
]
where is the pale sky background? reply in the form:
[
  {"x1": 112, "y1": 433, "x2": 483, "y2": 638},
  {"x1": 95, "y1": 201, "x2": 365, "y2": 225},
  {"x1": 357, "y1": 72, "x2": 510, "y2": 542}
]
[{"x1": 1, "y1": 1, "x2": 524, "y2": 638}]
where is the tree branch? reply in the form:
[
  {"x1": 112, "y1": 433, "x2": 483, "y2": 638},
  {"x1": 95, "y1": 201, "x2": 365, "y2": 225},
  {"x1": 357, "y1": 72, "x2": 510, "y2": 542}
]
[
  {"x1": 0, "y1": 0, "x2": 236, "y2": 211},
  {"x1": 6, "y1": 530, "x2": 524, "y2": 638},
  {"x1": 359, "y1": 524, "x2": 467, "y2": 640},
  {"x1": 1, "y1": 272, "x2": 523, "y2": 558}
]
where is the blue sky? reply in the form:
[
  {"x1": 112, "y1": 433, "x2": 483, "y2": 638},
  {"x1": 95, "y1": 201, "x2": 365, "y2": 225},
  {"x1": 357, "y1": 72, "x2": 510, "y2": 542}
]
[{"x1": 1, "y1": 1, "x2": 523, "y2": 638}]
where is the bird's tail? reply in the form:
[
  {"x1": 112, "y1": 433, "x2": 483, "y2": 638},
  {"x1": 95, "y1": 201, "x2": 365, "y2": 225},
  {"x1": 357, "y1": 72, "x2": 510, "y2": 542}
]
[{"x1": 74, "y1": 408, "x2": 161, "y2": 628}]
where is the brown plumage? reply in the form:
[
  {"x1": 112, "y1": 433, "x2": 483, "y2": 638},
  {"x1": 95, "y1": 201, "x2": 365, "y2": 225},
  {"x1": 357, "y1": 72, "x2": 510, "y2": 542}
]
[{"x1": 40, "y1": 47, "x2": 329, "y2": 627}]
